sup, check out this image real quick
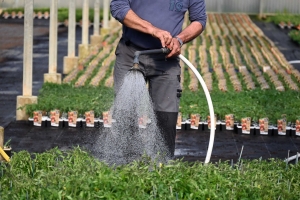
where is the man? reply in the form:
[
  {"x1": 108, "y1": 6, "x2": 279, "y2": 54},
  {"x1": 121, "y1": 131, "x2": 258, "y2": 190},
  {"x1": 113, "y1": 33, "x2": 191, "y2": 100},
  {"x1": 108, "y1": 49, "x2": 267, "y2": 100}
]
[{"x1": 110, "y1": 0, "x2": 207, "y2": 158}]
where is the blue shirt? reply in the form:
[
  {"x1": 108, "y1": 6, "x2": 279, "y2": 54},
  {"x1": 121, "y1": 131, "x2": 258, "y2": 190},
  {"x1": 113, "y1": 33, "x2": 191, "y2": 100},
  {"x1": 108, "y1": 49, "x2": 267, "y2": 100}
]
[{"x1": 110, "y1": 0, "x2": 207, "y2": 49}]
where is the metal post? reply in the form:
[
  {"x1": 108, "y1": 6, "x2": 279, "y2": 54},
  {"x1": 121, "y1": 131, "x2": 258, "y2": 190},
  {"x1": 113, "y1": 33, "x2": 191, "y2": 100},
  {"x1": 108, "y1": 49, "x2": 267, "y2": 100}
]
[
  {"x1": 91, "y1": 0, "x2": 103, "y2": 48},
  {"x1": 49, "y1": 0, "x2": 57, "y2": 74},
  {"x1": 94, "y1": 0, "x2": 100, "y2": 36},
  {"x1": 63, "y1": 0, "x2": 78, "y2": 74},
  {"x1": 259, "y1": 0, "x2": 265, "y2": 19},
  {"x1": 16, "y1": 0, "x2": 38, "y2": 121},
  {"x1": 44, "y1": 0, "x2": 61, "y2": 83},
  {"x1": 23, "y1": 0, "x2": 33, "y2": 96},
  {"x1": 0, "y1": 126, "x2": 3, "y2": 161},
  {"x1": 0, "y1": 127, "x2": 3, "y2": 147},
  {"x1": 79, "y1": 0, "x2": 90, "y2": 60},
  {"x1": 101, "y1": 0, "x2": 110, "y2": 36},
  {"x1": 68, "y1": 0, "x2": 76, "y2": 57},
  {"x1": 217, "y1": 0, "x2": 224, "y2": 13},
  {"x1": 82, "y1": 0, "x2": 89, "y2": 45}
]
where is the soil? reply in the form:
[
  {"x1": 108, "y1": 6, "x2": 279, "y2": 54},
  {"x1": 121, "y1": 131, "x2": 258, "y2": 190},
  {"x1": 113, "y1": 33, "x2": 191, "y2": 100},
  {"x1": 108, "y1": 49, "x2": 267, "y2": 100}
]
[{"x1": 0, "y1": 17, "x2": 300, "y2": 163}]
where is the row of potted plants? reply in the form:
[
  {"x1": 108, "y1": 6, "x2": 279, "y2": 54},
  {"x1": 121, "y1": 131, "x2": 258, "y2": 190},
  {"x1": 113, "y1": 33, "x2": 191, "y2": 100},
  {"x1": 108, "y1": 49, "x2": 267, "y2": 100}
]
[
  {"x1": 202, "y1": 14, "x2": 274, "y2": 92},
  {"x1": 176, "y1": 113, "x2": 300, "y2": 137},
  {"x1": 228, "y1": 14, "x2": 298, "y2": 90},
  {"x1": 90, "y1": 47, "x2": 116, "y2": 87},
  {"x1": 26, "y1": 101, "x2": 300, "y2": 138},
  {"x1": 63, "y1": 26, "x2": 120, "y2": 85},
  {"x1": 187, "y1": 46, "x2": 199, "y2": 91},
  {"x1": 265, "y1": 12, "x2": 300, "y2": 44},
  {"x1": 75, "y1": 48, "x2": 109, "y2": 87},
  {"x1": 197, "y1": 43, "x2": 213, "y2": 91},
  {"x1": 63, "y1": 26, "x2": 121, "y2": 87},
  {"x1": 1, "y1": 8, "x2": 104, "y2": 26},
  {"x1": 269, "y1": 12, "x2": 300, "y2": 30}
]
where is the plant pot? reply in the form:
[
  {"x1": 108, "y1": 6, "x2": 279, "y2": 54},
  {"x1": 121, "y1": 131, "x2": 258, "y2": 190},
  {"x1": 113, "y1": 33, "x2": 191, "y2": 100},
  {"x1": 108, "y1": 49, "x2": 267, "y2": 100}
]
[
  {"x1": 256, "y1": 126, "x2": 273, "y2": 136},
  {"x1": 185, "y1": 120, "x2": 203, "y2": 131},
  {"x1": 44, "y1": 11, "x2": 49, "y2": 19},
  {"x1": 203, "y1": 121, "x2": 221, "y2": 132},
  {"x1": 37, "y1": 11, "x2": 43, "y2": 19},
  {"x1": 32, "y1": 116, "x2": 47, "y2": 127},
  {"x1": 17, "y1": 11, "x2": 23, "y2": 19},
  {"x1": 278, "y1": 22, "x2": 286, "y2": 29},
  {"x1": 3, "y1": 11, "x2": 10, "y2": 19},
  {"x1": 287, "y1": 22, "x2": 293, "y2": 29},
  {"x1": 85, "y1": 111, "x2": 95, "y2": 128},
  {"x1": 176, "y1": 120, "x2": 186, "y2": 130},
  {"x1": 10, "y1": 11, "x2": 16, "y2": 19},
  {"x1": 31, "y1": 111, "x2": 47, "y2": 127},
  {"x1": 203, "y1": 115, "x2": 217, "y2": 132},
  {"x1": 237, "y1": 124, "x2": 255, "y2": 135},
  {"x1": 274, "y1": 118, "x2": 289, "y2": 136},
  {"x1": 64, "y1": 19, "x2": 69, "y2": 27}
]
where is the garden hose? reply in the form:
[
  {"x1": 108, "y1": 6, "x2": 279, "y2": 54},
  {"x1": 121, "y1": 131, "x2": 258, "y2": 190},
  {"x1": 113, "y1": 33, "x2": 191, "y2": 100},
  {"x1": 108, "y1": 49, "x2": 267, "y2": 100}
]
[
  {"x1": 179, "y1": 54, "x2": 215, "y2": 164},
  {"x1": 284, "y1": 152, "x2": 300, "y2": 163},
  {"x1": 288, "y1": 60, "x2": 300, "y2": 64}
]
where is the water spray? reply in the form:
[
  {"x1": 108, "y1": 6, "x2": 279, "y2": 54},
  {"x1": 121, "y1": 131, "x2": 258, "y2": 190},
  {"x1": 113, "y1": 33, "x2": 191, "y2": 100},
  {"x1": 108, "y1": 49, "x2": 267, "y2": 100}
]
[
  {"x1": 93, "y1": 47, "x2": 215, "y2": 165},
  {"x1": 129, "y1": 47, "x2": 215, "y2": 164}
]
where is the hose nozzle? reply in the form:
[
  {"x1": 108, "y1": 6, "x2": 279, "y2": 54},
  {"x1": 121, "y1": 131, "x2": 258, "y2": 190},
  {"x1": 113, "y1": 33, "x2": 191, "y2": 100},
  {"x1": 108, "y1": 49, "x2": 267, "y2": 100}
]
[
  {"x1": 129, "y1": 47, "x2": 171, "y2": 77},
  {"x1": 129, "y1": 63, "x2": 145, "y2": 77}
]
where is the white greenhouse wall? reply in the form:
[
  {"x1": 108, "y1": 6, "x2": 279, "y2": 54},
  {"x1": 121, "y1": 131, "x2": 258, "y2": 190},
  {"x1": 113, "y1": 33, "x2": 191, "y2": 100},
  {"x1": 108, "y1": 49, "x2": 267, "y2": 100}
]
[{"x1": 1, "y1": 0, "x2": 300, "y2": 14}]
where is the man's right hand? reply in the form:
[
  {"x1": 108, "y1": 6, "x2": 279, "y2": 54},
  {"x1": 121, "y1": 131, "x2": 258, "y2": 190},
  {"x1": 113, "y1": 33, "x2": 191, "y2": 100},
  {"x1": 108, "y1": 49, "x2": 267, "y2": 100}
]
[{"x1": 151, "y1": 28, "x2": 173, "y2": 50}]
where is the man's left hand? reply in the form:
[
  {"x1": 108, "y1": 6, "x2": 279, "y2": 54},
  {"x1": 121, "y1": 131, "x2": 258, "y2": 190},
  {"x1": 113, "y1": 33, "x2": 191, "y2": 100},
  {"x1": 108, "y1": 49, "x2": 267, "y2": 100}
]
[{"x1": 165, "y1": 37, "x2": 181, "y2": 58}]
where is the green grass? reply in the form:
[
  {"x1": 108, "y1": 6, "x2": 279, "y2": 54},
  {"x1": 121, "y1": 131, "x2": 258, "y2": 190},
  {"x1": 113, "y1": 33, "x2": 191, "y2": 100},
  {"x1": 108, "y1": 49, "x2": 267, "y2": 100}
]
[
  {"x1": 24, "y1": 83, "x2": 114, "y2": 118},
  {"x1": 0, "y1": 147, "x2": 299, "y2": 199}
]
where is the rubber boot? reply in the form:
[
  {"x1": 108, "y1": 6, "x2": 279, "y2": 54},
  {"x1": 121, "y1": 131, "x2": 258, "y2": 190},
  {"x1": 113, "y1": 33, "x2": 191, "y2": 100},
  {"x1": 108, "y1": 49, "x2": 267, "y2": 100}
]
[{"x1": 155, "y1": 111, "x2": 178, "y2": 158}]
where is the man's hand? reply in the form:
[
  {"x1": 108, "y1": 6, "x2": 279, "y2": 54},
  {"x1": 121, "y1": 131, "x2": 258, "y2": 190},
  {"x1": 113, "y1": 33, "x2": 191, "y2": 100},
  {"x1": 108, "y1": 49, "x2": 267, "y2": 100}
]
[
  {"x1": 165, "y1": 37, "x2": 182, "y2": 58},
  {"x1": 151, "y1": 28, "x2": 173, "y2": 49},
  {"x1": 152, "y1": 29, "x2": 182, "y2": 58},
  {"x1": 152, "y1": 29, "x2": 181, "y2": 58}
]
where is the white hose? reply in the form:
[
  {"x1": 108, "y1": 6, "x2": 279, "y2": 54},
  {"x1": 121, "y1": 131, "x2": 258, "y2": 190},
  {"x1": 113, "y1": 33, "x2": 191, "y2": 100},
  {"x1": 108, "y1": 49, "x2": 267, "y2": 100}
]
[
  {"x1": 179, "y1": 54, "x2": 215, "y2": 164},
  {"x1": 284, "y1": 152, "x2": 299, "y2": 163},
  {"x1": 288, "y1": 60, "x2": 300, "y2": 64}
]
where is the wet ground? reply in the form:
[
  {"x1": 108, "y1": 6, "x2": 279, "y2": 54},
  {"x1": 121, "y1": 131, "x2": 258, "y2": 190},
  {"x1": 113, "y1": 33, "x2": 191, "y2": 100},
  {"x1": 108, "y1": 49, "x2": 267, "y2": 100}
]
[{"x1": 1, "y1": 18, "x2": 300, "y2": 163}]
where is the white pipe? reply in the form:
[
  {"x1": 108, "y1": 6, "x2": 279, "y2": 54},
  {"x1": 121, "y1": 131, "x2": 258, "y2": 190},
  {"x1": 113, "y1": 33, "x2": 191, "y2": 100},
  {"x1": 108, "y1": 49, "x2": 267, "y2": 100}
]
[
  {"x1": 288, "y1": 60, "x2": 300, "y2": 64},
  {"x1": 179, "y1": 54, "x2": 215, "y2": 164},
  {"x1": 284, "y1": 152, "x2": 299, "y2": 163}
]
